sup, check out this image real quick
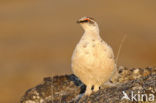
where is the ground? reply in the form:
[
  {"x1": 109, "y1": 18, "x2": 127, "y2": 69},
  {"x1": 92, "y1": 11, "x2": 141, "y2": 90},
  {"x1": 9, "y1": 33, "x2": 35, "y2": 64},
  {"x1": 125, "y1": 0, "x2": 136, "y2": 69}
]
[{"x1": 20, "y1": 66, "x2": 156, "y2": 103}]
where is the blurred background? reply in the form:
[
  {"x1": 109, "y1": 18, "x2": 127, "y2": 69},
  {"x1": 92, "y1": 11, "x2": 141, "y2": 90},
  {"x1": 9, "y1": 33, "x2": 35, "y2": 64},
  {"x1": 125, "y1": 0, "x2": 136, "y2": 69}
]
[{"x1": 0, "y1": 0, "x2": 156, "y2": 103}]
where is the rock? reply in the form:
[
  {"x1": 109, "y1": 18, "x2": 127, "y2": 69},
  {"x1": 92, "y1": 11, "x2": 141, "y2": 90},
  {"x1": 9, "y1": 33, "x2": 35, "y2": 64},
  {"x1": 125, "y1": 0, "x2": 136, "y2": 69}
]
[
  {"x1": 80, "y1": 74, "x2": 156, "y2": 103},
  {"x1": 20, "y1": 67, "x2": 156, "y2": 103},
  {"x1": 20, "y1": 75, "x2": 85, "y2": 103}
]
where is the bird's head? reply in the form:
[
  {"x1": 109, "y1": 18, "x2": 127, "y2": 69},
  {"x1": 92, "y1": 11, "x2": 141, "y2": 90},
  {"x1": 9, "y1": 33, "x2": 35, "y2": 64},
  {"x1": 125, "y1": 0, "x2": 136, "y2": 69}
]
[{"x1": 77, "y1": 17, "x2": 99, "y2": 32}]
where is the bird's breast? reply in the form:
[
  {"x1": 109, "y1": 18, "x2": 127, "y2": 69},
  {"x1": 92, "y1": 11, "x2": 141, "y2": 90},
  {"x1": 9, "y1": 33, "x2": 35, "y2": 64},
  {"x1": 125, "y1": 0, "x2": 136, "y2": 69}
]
[{"x1": 72, "y1": 39, "x2": 114, "y2": 69}]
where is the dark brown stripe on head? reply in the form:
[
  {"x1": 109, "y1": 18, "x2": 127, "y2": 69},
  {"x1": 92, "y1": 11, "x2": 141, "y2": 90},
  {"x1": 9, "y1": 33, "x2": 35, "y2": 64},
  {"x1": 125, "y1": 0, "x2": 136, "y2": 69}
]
[{"x1": 77, "y1": 20, "x2": 89, "y2": 23}]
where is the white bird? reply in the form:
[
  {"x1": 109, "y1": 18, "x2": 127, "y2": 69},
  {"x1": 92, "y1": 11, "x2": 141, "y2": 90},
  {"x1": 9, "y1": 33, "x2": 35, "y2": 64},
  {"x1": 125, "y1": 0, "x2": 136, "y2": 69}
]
[{"x1": 71, "y1": 17, "x2": 116, "y2": 95}]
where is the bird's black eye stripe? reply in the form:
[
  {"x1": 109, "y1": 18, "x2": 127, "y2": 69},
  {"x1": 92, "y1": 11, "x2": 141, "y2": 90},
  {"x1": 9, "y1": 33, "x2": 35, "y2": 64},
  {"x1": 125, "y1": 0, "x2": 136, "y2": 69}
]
[
  {"x1": 77, "y1": 19, "x2": 95, "y2": 24},
  {"x1": 79, "y1": 20, "x2": 89, "y2": 23}
]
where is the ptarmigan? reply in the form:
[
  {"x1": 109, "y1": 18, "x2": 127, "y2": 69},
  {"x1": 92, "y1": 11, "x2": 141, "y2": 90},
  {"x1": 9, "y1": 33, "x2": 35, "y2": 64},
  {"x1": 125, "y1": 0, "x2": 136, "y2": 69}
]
[{"x1": 71, "y1": 17, "x2": 116, "y2": 95}]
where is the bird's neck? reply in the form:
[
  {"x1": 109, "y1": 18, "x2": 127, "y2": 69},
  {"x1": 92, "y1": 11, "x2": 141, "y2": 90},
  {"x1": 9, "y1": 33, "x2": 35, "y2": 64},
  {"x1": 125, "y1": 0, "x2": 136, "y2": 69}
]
[{"x1": 83, "y1": 29, "x2": 101, "y2": 40}]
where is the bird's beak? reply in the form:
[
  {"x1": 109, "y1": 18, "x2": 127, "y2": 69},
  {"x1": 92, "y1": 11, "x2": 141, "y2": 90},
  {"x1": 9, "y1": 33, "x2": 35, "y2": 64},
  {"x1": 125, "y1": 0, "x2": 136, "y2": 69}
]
[{"x1": 77, "y1": 20, "x2": 81, "y2": 24}]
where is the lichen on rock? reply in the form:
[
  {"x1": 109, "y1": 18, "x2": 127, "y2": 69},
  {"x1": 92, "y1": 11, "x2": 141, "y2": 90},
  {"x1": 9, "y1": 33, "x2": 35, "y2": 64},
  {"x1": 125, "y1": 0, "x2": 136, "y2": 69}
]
[{"x1": 20, "y1": 67, "x2": 156, "y2": 103}]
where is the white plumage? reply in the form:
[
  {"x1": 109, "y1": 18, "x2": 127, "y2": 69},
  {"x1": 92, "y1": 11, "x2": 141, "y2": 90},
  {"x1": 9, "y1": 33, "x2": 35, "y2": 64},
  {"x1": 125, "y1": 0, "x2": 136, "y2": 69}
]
[{"x1": 71, "y1": 17, "x2": 116, "y2": 95}]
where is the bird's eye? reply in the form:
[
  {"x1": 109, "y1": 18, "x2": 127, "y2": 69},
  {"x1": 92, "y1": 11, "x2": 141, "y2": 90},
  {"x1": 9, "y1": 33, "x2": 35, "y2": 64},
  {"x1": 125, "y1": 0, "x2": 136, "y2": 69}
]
[
  {"x1": 77, "y1": 18, "x2": 94, "y2": 24},
  {"x1": 78, "y1": 19, "x2": 89, "y2": 23},
  {"x1": 83, "y1": 20, "x2": 89, "y2": 22}
]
